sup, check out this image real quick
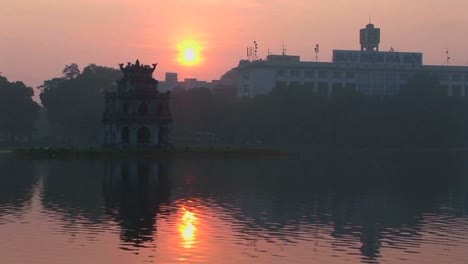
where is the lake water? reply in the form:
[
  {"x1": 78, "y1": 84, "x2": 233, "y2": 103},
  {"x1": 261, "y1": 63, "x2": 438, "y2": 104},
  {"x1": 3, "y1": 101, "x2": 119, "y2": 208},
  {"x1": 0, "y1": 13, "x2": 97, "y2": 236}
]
[{"x1": 1, "y1": 151, "x2": 468, "y2": 263}]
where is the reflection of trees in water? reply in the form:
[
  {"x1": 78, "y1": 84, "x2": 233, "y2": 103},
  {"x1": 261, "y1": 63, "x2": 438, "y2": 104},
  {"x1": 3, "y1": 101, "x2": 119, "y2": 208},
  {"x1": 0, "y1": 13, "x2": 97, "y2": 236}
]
[
  {"x1": 168, "y1": 151, "x2": 468, "y2": 262},
  {"x1": 0, "y1": 154, "x2": 38, "y2": 218},
  {"x1": 40, "y1": 160, "x2": 106, "y2": 225},
  {"x1": 103, "y1": 159, "x2": 170, "y2": 252}
]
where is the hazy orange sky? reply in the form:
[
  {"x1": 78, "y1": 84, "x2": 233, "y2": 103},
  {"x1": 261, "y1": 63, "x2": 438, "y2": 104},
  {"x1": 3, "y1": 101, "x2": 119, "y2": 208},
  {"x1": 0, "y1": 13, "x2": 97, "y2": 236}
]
[{"x1": 1, "y1": 0, "x2": 468, "y2": 89}]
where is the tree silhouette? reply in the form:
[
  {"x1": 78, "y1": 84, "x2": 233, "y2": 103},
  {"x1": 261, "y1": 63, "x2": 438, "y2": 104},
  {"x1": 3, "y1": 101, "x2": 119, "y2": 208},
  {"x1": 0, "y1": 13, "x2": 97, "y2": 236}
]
[
  {"x1": 62, "y1": 63, "x2": 80, "y2": 79},
  {"x1": 0, "y1": 75, "x2": 39, "y2": 144},
  {"x1": 39, "y1": 64, "x2": 121, "y2": 145}
]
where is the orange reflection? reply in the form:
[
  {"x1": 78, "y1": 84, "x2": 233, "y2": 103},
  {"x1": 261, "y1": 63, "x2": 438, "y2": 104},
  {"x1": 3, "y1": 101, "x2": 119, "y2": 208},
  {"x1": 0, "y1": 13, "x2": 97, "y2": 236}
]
[{"x1": 179, "y1": 207, "x2": 197, "y2": 249}]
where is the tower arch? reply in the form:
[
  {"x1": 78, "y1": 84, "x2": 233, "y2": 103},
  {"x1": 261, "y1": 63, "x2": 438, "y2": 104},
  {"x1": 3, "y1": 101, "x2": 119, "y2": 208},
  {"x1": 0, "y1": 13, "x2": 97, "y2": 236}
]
[{"x1": 137, "y1": 127, "x2": 151, "y2": 144}]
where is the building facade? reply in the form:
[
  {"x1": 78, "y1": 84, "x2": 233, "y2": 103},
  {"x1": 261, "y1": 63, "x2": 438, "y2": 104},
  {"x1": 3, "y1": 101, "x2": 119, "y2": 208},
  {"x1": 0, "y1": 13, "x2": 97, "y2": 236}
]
[
  {"x1": 226, "y1": 24, "x2": 468, "y2": 98},
  {"x1": 102, "y1": 60, "x2": 172, "y2": 148}
]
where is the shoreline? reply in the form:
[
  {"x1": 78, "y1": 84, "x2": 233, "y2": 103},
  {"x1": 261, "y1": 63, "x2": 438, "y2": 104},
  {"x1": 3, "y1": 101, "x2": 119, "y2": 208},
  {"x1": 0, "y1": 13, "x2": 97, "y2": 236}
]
[{"x1": 13, "y1": 147, "x2": 291, "y2": 160}]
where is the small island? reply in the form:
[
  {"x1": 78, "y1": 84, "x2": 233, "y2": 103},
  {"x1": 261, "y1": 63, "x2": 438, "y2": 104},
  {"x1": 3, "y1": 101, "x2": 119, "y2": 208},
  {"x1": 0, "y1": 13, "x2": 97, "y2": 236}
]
[{"x1": 13, "y1": 60, "x2": 288, "y2": 160}]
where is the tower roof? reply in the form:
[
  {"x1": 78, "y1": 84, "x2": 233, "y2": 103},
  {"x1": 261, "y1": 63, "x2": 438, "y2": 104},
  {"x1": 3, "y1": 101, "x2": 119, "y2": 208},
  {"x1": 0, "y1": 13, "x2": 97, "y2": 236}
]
[{"x1": 119, "y1": 60, "x2": 158, "y2": 76}]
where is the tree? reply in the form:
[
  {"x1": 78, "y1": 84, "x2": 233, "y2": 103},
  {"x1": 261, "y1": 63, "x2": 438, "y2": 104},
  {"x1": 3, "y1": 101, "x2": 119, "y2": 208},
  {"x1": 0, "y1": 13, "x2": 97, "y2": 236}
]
[
  {"x1": 62, "y1": 63, "x2": 80, "y2": 79},
  {"x1": 0, "y1": 75, "x2": 39, "y2": 143},
  {"x1": 40, "y1": 64, "x2": 121, "y2": 145}
]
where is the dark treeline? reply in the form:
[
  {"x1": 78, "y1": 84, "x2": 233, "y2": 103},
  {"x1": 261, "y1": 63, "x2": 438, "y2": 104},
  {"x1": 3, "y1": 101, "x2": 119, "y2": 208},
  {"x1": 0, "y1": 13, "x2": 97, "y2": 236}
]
[
  {"x1": 1, "y1": 64, "x2": 467, "y2": 150},
  {"x1": 0, "y1": 76, "x2": 39, "y2": 144},
  {"x1": 172, "y1": 74, "x2": 468, "y2": 150}
]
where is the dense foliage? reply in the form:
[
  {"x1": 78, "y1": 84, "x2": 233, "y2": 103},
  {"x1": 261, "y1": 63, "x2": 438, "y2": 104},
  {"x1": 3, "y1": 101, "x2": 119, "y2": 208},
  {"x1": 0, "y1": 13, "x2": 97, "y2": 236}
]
[
  {"x1": 0, "y1": 76, "x2": 39, "y2": 143},
  {"x1": 33, "y1": 69, "x2": 468, "y2": 149},
  {"x1": 172, "y1": 74, "x2": 468, "y2": 150},
  {"x1": 39, "y1": 64, "x2": 121, "y2": 145}
]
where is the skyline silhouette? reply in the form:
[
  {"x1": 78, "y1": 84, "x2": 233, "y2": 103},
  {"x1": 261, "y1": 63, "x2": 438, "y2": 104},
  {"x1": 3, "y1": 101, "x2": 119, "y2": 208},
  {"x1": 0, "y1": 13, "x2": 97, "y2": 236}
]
[{"x1": 1, "y1": 1, "x2": 468, "y2": 88}]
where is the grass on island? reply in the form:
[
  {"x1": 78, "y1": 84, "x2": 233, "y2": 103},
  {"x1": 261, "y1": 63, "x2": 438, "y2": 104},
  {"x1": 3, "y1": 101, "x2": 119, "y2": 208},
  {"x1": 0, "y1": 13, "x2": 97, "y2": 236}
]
[{"x1": 14, "y1": 146, "x2": 290, "y2": 159}]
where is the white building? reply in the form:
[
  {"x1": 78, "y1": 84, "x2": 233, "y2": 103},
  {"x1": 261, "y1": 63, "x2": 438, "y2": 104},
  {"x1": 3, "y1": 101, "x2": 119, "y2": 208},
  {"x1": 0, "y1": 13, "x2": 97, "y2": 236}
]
[{"x1": 225, "y1": 24, "x2": 468, "y2": 98}]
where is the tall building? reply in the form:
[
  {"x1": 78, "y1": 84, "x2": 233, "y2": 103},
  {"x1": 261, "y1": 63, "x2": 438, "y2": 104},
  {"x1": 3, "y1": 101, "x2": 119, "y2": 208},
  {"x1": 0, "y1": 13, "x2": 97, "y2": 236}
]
[
  {"x1": 223, "y1": 24, "x2": 468, "y2": 98},
  {"x1": 165, "y1": 72, "x2": 178, "y2": 84},
  {"x1": 165, "y1": 72, "x2": 178, "y2": 89},
  {"x1": 102, "y1": 60, "x2": 172, "y2": 148}
]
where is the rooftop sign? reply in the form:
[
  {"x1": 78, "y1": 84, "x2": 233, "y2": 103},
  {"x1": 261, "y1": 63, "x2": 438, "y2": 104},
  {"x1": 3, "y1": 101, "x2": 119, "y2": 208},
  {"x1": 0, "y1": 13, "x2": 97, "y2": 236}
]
[{"x1": 333, "y1": 50, "x2": 423, "y2": 66}]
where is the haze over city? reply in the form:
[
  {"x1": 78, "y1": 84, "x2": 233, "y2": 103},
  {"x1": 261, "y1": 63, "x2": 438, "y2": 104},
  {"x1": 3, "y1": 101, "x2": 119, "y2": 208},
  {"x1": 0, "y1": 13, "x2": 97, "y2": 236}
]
[
  {"x1": 1, "y1": 0, "x2": 468, "y2": 88},
  {"x1": 4, "y1": 1, "x2": 468, "y2": 264}
]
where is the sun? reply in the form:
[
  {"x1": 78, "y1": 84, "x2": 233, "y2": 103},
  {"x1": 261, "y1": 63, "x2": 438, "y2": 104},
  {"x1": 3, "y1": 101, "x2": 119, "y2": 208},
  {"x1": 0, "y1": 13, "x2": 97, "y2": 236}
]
[{"x1": 177, "y1": 40, "x2": 202, "y2": 66}]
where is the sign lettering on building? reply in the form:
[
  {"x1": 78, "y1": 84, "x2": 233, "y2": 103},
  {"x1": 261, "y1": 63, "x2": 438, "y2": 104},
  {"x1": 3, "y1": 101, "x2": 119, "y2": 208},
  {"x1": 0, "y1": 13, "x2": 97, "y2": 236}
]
[{"x1": 333, "y1": 50, "x2": 423, "y2": 66}]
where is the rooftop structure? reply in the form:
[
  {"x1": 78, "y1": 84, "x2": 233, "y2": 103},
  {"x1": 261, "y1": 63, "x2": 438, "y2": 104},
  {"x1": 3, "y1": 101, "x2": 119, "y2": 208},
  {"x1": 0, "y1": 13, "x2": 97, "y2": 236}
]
[{"x1": 360, "y1": 23, "x2": 380, "y2": 51}]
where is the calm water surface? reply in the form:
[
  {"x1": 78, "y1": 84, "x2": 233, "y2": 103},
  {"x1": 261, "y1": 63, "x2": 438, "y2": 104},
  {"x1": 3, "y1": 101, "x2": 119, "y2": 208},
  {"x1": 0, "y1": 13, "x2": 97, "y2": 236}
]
[{"x1": 1, "y1": 151, "x2": 468, "y2": 263}]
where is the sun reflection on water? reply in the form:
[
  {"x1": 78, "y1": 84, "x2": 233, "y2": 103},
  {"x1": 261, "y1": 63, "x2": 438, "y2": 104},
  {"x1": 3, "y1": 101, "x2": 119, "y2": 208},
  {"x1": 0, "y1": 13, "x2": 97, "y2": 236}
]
[{"x1": 179, "y1": 207, "x2": 197, "y2": 249}]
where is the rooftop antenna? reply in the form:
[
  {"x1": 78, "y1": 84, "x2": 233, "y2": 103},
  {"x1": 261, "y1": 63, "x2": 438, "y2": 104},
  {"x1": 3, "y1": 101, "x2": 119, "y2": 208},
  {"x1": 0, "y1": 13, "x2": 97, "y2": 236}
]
[
  {"x1": 446, "y1": 49, "x2": 451, "y2": 65},
  {"x1": 253, "y1": 41, "x2": 258, "y2": 60},
  {"x1": 314, "y1": 44, "x2": 320, "y2": 62},
  {"x1": 246, "y1": 46, "x2": 254, "y2": 61},
  {"x1": 281, "y1": 43, "x2": 287, "y2": 55},
  {"x1": 246, "y1": 41, "x2": 259, "y2": 61}
]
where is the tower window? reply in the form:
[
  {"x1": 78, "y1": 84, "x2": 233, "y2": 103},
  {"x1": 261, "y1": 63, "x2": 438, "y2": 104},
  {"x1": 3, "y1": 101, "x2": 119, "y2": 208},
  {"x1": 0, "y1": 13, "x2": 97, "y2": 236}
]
[
  {"x1": 157, "y1": 104, "x2": 163, "y2": 114},
  {"x1": 137, "y1": 127, "x2": 150, "y2": 144},
  {"x1": 122, "y1": 103, "x2": 129, "y2": 113},
  {"x1": 121, "y1": 127, "x2": 129, "y2": 144},
  {"x1": 138, "y1": 102, "x2": 148, "y2": 115}
]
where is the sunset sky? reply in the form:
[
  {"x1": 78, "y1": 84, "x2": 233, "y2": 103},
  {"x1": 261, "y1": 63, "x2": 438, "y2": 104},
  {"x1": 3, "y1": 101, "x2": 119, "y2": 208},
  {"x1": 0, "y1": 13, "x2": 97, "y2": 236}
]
[{"x1": 1, "y1": 0, "x2": 468, "y2": 89}]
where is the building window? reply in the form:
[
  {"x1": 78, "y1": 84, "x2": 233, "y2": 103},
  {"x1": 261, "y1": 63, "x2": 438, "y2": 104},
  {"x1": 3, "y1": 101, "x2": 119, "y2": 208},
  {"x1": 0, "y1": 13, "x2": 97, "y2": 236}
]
[
  {"x1": 138, "y1": 102, "x2": 148, "y2": 115},
  {"x1": 122, "y1": 103, "x2": 129, "y2": 113},
  {"x1": 359, "y1": 72, "x2": 371, "y2": 81},
  {"x1": 159, "y1": 126, "x2": 169, "y2": 145},
  {"x1": 242, "y1": 84, "x2": 249, "y2": 93},
  {"x1": 156, "y1": 104, "x2": 163, "y2": 114},
  {"x1": 275, "y1": 69, "x2": 286, "y2": 77},
  {"x1": 439, "y1": 74, "x2": 449, "y2": 81},
  {"x1": 121, "y1": 127, "x2": 129, "y2": 144},
  {"x1": 452, "y1": 74, "x2": 462, "y2": 82},
  {"x1": 400, "y1": 73, "x2": 408, "y2": 81},
  {"x1": 374, "y1": 72, "x2": 385, "y2": 81},
  {"x1": 332, "y1": 71, "x2": 342, "y2": 79},
  {"x1": 290, "y1": 70, "x2": 301, "y2": 78},
  {"x1": 304, "y1": 82, "x2": 315, "y2": 89},
  {"x1": 304, "y1": 71, "x2": 315, "y2": 78},
  {"x1": 318, "y1": 71, "x2": 329, "y2": 79},
  {"x1": 332, "y1": 83, "x2": 343, "y2": 89},
  {"x1": 137, "y1": 127, "x2": 151, "y2": 144},
  {"x1": 346, "y1": 72, "x2": 355, "y2": 79},
  {"x1": 385, "y1": 72, "x2": 398, "y2": 81}
]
